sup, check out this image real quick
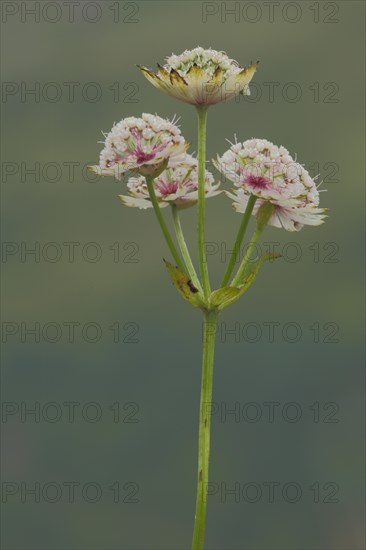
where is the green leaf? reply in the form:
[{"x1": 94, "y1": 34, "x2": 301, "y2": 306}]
[
  {"x1": 239, "y1": 253, "x2": 281, "y2": 285},
  {"x1": 209, "y1": 253, "x2": 281, "y2": 311},
  {"x1": 164, "y1": 260, "x2": 206, "y2": 309},
  {"x1": 210, "y1": 287, "x2": 241, "y2": 308},
  {"x1": 209, "y1": 275, "x2": 256, "y2": 311}
]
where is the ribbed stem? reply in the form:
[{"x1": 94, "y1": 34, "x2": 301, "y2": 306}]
[{"x1": 191, "y1": 310, "x2": 218, "y2": 550}]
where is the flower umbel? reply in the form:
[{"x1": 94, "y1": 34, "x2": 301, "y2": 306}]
[
  {"x1": 119, "y1": 154, "x2": 220, "y2": 209},
  {"x1": 215, "y1": 138, "x2": 327, "y2": 231},
  {"x1": 89, "y1": 113, "x2": 188, "y2": 179},
  {"x1": 138, "y1": 46, "x2": 258, "y2": 106}
]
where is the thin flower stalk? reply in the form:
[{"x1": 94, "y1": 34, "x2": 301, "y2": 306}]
[
  {"x1": 145, "y1": 176, "x2": 185, "y2": 272},
  {"x1": 231, "y1": 224, "x2": 264, "y2": 287},
  {"x1": 171, "y1": 205, "x2": 203, "y2": 295},
  {"x1": 197, "y1": 106, "x2": 211, "y2": 300},
  {"x1": 221, "y1": 194, "x2": 257, "y2": 287}
]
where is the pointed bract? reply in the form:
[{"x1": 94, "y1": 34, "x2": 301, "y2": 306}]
[{"x1": 138, "y1": 47, "x2": 258, "y2": 106}]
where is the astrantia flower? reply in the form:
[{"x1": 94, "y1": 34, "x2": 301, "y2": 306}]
[
  {"x1": 227, "y1": 189, "x2": 326, "y2": 232},
  {"x1": 119, "y1": 154, "x2": 220, "y2": 209},
  {"x1": 89, "y1": 113, "x2": 188, "y2": 179},
  {"x1": 215, "y1": 138, "x2": 326, "y2": 231},
  {"x1": 138, "y1": 47, "x2": 258, "y2": 106}
]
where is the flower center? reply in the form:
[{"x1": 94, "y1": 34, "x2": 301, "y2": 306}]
[
  {"x1": 135, "y1": 150, "x2": 156, "y2": 164},
  {"x1": 244, "y1": 174, "x2": 271, "y2": 190},
  {"x1": 166, "y1": 47, "x2": 239, "y2": 78},
  {"x1": 157, "y1": 181, "x2": 178, "y2": 196}
]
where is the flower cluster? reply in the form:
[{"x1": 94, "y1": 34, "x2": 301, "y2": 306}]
[
  {"x1": 138, "y1": 46, "x2": 258, "y2": 106},
  {"x1": 215, "y1": 138, "x2": 326, "y2": 231},
  {"x1": 119, "y1": 154, "x2": 220, "y2": 209},
  {"x1": 89, "y1": 113, "x2": 188, "y2": 178},
  {"x1": 90, "y1": 48, "x2": 326, "y2": 233}
]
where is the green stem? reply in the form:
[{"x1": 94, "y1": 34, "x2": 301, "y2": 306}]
[
  {"x1": 231, "y1": 225, "x2": 265, "y2": 287},
  {"x1": 221, "y1": 194, "x2": 257, "y2": 287},
  {"x1": 196, "y1": 106, "x2": 211, "y2": 300},
  {"x1": 145, "y1": 176, "x2": 185, "y2": 272},
  {"x1": 192, "y1": 310, "x2": 218, "y2": 550},
  {"x1": 171, "y1": 206, "x2": 203, "y2": 295}
]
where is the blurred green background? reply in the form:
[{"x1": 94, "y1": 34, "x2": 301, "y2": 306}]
[{"x1": 1, "y1": 1, "x2": 365, "y2": 549}]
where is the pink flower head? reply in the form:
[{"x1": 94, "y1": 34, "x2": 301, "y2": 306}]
[
  {"x1": 89, "y1": 114, "x2": 188, "y2": 179},
  {"x1": 119, "y1": 153, "x2": 220, "y2": 210},
  {"x1": 215, "y1": 138, "x2": 327, "y2": 231}
]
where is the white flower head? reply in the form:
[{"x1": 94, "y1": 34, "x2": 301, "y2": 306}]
[
  {"x1": 215, "y1": 138, "x2": 327, "y2": 231},
  {"x1": 119, "y1": 153, "x2": 221, "y2": 210},
  {"x1": 89, "y1": 113, "x2": 188, "y2": 179},
  {"x1": 138, "y1": 47, "x2": 258, "y2": 106}
]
